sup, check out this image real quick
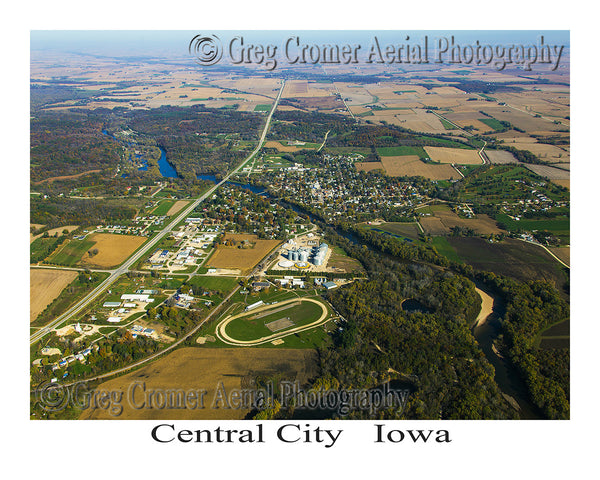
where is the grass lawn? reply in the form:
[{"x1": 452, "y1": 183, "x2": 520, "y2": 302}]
[{"x1": 254, "y1": 104, "x2": 271, "y2": 112}]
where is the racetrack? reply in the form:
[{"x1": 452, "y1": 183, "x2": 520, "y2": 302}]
[{"x1": 216, "y1": 297, "x2": 329, "y2": 346}]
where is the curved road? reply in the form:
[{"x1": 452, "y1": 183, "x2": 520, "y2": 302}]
[{"x1": 30, "y1": 80, "x2": 286, "y2": 346}]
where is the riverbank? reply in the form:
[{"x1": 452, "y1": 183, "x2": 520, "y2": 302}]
[{"x1": 474, "y1": 287, "x2": 494, "y2": 327}]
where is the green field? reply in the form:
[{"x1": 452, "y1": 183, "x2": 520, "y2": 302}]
[
  {"x1": 377, "y1": 146, "x2": 427, "y2": 157},
  {"x1": 431, "y1": 237, "x2": 462, "y2": 263},
  {"x1": 47, "y1": 239, "x2": 96, "y2": 267},
  {"x1": 186, "y1": 275, "x2": 240, "y2": 294},
  {"x1": 496, "y1": 214, "x2": 570, "y2": 242},
  {"x1": 224, "y1": 299, "x2": 325, "y2": 342},
  {"x1": 440, "y1": 118, "x2": 458, "y2": 130},
  {"x1": 368, "y1": 222, "x2": 422, "y2": 240},
  {"x1": 31, "y1": 236, "x2": 62, "y2": 263},
  {"x1": 254, "y1": 104, "x2": 271, "y2": 112},
  {"x1": 479, "y1": 118, "x2": 506, "y2": 132},
  {"x1": 151, "y1": 200, "x2": 175, "y2": 216}
]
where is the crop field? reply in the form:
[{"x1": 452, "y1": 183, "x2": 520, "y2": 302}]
[
  {"x1": 368, "y1": 222, "x2": 421, "y2": 240},
  {"x1": 424, "y1": 146, "x2": 482, "y2": 165},
  {"x1": 47, "y1": 238, "x2": 96, "y2": 267},
  {"x1": 166, "y1": 200, "x2": 190, "y2": 216},
  {"x1": 431, "y1": 237, "x2": 462, "y2": 263},
  {"x1": 30, "y1": 268, "x2": 78, "y2": 322},
  {"x1": 486, "y1": 150, "x2": 518, "y2": 164},
  {"x1": 151, "y1": 200, "x2": 175, "y2": 216},
  {"x1": 80, "y1": 233, "x2": 146, "y2": 268},
  {"x1": 355, "y1": 161, "x2": 384, "y2": 173},
  {"x1": 447, "y1": 237, "x2": 569, "y2": 291},
  {"x1": 186, "y1": 275, "x2": 240, "y2": 294},
  {"x1": 79, "y1": 347, "x2": 319, "y2": 420},
  {"x1": 264, "y1": 141, "x2": 317, "y2": 152},
  {"x1": 366, "y1": 155, "x2": 461, "y2": 180},
  {"x1": 207, "y1": 234, "x2": 281, "y2": 273},
  {"x1": 432, "y1": 209, "x2": 503, "y2": 235},
  {"x1": 377, "y1": 146, "x2": 427, "y2": 157},
  {"x1": 524, "y1": 164, "x2": 570, "y2": 180}
]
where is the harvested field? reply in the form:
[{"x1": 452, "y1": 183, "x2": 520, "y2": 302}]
[
  {"x1": 207, "y1": 234, "x2": 280, "y2": 274},
  {"x1": 524, "y1": 164, "x2": 570, "y2": 180},
  {"x1": 419, "y1": 216, "x2": 449, "y2": 235},
  {"x1": 30, "y1": 268, "x2": 78, "y2": 322},
  {"x1": 424, "y1": 146, "x2": 482, "y2": 165},
  {"x1": 264, "y1": 141, "x2": 315, "y2": 152},
  {"x1": 79, "y1": 348, "x2": 319, "y2": 420},
  {"x1": 378, "y1": 156, "x2": 461, "y2": 180},
  {"x1": 434, "y1": 210, "x2": 502, "y2": 235},
  {"x1": 486, "y1": 150, "x2": 518, "y2": 164},
  {"x1": 80, "y1": 233, "x2": 146, "y2": 268},
  {"x1": 30, "y1": 225, "x2": 79, "y2": 244},
  {"x1": 508, "y1": 141, "x2": 569, "y2": 163},
  {"x1": 356, "y1": 161, "x2": 384, "y2": 172},
  {"x1": 549, "y1": 247, "x2": 570, "y2": 266},
  {"x1": 166, "y1": 200, "x2": 189, "y2": 216}
]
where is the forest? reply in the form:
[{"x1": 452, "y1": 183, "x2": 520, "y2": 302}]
[{"x1": 30, "y1": 112, "x2": 121, "y2": 182}]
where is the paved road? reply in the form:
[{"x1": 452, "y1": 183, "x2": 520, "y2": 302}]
[{"x1": 30, "y1": 80, "x2": 285, "y2": 346}]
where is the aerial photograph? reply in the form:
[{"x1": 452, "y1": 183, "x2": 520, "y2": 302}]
[{"x1": 29, "y1": 30, "x2": 570, "y2": 421}]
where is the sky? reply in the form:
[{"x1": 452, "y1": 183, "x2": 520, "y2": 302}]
[{"x1": 31, "y1": 30, "x2": 570, "y2": 58}]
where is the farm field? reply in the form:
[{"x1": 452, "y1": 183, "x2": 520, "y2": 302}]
[
  {"x1": 418, "y1": 205, "x2": 502, "y2": 235},
  {"x1": 79, "y1": 347, "x2": 319, "y2": 420},
  {"x1": 366, "y1": 221, "x2": 421, "y2": 241},
  {"x1": 80, "y1": 233, "x2": 147, "y2": 268},
  {"x1": 424, "y1": 146, "x2": 483, "y2": 165},
  {"x1": 30, "y1": 225, "x2": 79, "y2": 244},
  {"x1": 207, "y1": 234, "x2": 281, "y2": 274},
  {"x1": 186, "y1": 275, "x2": 240, "y2": 294},
  {"x1": 166, "y1": 200, "x2": 189, "y2": 216},
  {"x1": 486, "y1": 150, "x2": 518, "y2": 164},
  {"x1": 447, "y1": 237, "x2": 569, "y2": 293},
  {"x1": 30, "y1": 268, "x2": 78, "y2": 322},
  {"x1": 47, "y1": 238, "x2": 96, "y2": 267},
  {"x1": 359, "y1": 155, "x2": 461, "y2": 180}
]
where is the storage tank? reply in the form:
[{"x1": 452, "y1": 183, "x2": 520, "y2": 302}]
[{"x1": 299, "y1": 249, "x2": 309, "y2": 262}]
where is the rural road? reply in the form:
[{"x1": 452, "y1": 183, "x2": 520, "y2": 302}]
[
  {"x1": 30, "y1": 79, "x2": 286, "y2": 346},
  {"x1": 429, "y1": 111, "x2": 488, "y2": 165}
]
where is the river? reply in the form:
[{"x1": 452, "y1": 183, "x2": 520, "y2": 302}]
[{"x1": 472, "y1": 283, "x2": 542, "y2": 419}]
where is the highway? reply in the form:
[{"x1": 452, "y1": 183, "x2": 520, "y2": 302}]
[{"x1": 30, "y1": 79, "x2": 285, "y2": 346}]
